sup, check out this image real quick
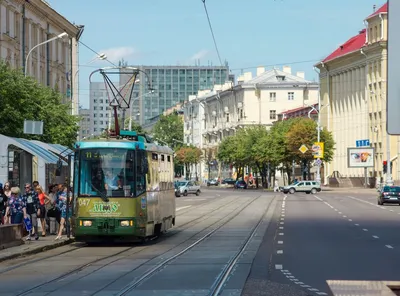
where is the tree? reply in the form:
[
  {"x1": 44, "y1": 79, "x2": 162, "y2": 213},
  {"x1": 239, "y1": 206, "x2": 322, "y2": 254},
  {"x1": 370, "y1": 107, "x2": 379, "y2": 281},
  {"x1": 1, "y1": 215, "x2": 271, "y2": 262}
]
[
  {"x1": 152, "y1": 111, "x2": 184, "y2": 150},
  {"x1": 0, "y1": 62, "x2": 79, "y2": 147},
  {"x1": 175, "y1": 145, "x2": 202, "y2": 179}
]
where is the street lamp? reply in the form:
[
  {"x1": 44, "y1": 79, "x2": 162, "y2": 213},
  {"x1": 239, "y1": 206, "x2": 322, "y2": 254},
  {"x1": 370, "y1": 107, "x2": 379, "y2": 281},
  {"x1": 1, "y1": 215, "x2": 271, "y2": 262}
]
[
  {"x1": 128, "y1": 89, "x2": 155, "y2": 130},
  {"x1": 25, "y1": 32, "x2": 68, "y2": 76}
]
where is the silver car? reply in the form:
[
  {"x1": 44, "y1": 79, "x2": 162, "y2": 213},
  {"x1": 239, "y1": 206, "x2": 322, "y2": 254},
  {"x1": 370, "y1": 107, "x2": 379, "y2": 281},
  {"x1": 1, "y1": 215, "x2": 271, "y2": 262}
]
[{"x1": 282, "y1": 181, "x2": 321, "y2": 194}]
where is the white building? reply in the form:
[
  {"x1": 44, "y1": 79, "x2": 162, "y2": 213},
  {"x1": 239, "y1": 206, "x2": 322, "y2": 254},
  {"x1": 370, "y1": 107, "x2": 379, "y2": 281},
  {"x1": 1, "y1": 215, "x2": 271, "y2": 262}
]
[
  {"x1": 183, "y1": 66, "x2": 318, "y2": 181},
  {"x1": 89, "y1": 82, "x2": 112, "y2": 135},
  {"x1": 78, "y1": 108, "x2": 90, "y2": 140},
  {"x1": 0, "y1": 0, "x2": 84, "y2": 115}
]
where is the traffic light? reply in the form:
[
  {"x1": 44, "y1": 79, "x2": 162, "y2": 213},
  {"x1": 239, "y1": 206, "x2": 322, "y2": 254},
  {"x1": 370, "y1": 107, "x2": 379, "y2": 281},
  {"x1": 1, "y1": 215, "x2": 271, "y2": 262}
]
[{"x1": 383, "y1": 161, "x2": 387, "y2": 174}]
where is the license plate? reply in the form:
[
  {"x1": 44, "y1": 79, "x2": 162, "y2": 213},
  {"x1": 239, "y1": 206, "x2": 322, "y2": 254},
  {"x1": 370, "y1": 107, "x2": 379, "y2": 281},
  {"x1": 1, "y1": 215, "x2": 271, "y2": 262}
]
[{"x1": 390, "y1": 197, "x2": 398, "y2": 200}]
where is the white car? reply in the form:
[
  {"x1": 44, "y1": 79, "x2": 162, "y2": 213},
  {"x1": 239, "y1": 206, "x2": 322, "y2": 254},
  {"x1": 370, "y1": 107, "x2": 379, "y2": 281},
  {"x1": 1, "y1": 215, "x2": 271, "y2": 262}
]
[
  {"x1": 282, "y1": 181, "x2": 321, "y2": 194},
  {"x1": 174, "y1": 181, "x2": 201, "y2": 197}
]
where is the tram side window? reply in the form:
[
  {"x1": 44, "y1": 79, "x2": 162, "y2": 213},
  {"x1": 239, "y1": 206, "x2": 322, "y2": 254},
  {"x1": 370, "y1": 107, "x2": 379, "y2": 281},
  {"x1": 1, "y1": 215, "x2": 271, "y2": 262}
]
[{"x1": 136, "y1": 150, "x2": 148, "y2": 196}]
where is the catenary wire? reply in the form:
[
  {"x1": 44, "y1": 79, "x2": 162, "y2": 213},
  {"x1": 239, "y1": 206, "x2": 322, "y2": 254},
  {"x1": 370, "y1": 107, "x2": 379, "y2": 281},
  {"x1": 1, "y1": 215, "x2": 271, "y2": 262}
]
[
  {"x1": 201, "y1": 0, "x2": 223, "y2": 67},
  {"x1": 79, "y1": 41, "x2": 119, "y2": 67}
]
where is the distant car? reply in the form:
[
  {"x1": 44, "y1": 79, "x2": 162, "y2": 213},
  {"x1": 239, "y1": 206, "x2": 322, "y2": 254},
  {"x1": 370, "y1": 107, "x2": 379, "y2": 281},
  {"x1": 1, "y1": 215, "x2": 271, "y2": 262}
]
[
  {"x1": 282, "y1": 181, "x2": 321, "y2": 194},
  {"x1": 377, "y1": 185, "x2": 400, "y2": 205},
  {"x1": 207, "y1": 179, "x2": 219, "y2": 186},
  {"x1": 234, "y1": 180, "x2": 247, "y2": 189},
  {"x1": 175, "y1": 181, "x2": 201, "y2": 197},
  {"x1": 222, "y1": 178, "x2": 236, "y2": 185}
]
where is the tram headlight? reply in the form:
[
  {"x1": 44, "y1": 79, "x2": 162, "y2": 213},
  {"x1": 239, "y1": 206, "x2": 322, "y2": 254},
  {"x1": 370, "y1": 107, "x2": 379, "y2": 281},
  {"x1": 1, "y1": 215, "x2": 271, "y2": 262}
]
[
  {"x1": 120, "y1": 220, "x2": 131, "y2": 227},
  {"x1": 82, "y1": 220, "x2": 92, "y2": 227}
]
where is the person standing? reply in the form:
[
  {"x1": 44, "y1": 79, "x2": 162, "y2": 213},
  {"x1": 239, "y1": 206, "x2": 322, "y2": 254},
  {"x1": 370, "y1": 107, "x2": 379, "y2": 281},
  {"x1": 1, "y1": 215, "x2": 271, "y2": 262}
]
[
  {"x1": 274, "y1": 179, "x2": 280, "y2": 192},
  {"x1": 22, "y1": 183, "x2": 40, "y2": 240}
]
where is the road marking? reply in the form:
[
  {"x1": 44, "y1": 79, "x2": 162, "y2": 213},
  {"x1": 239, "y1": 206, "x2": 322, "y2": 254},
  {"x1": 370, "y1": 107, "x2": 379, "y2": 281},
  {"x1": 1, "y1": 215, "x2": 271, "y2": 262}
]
[
  {"x1": 282, "y1": 214, "x2": 285, "y2": 217},
  {"x1": 275, "y1": 264, "x2": 283, "y2": 270},
  {"x1": 338, "y1": 212, "x2": 342, "y2": 214},
  {"x1": 176, "y1": 206, "x2": 192, "y2": 211},
  {"x1": 278, "y1": 241, "x2": 283, "y2": 244},
  {"x1": 280, "y1": 222, "x2": 284, "y2": 225},
  {"x1": 348, "y1": 219, "x2": 353, "y2": 221},
  {"x1": 372, "y1": 235, "x2": 379, "y2": 239},
  {"x1": 309, "y1": 288, "x2": 319, "y2": 291},
  {"x1": 277, "y1": 250, "x2": 283, "y2": 254},
  {"x1": 343, "y1": 215, "x2": 347, "y2": 218},
  {"x1": 301, "y1": 285, "x2": 311, "y2": 288},
  {"x1": 334, "y1": 209, "x2": 338, "y2": 211},
  {"x1": 363, "y1": 229, "x2": 368, "y2": 231},
  {"x1": 279, "y1": 233, "x2": 284, "y2": 236},
  {"x1": 287, "y1": 276, "x2": 295, "y2": 278},
  {"x1": 279, "y1": 226, "x2": 284, "y2": 229},
  {"x1": 355, "y1": 224, "x2": 360, "y2": 226},
  {"x1": 386, "y1": 245, "x2": 394, "y2": 249},
  {"x1": 280, "y1": 217, "x2": 284, "y2": 220},
  {"x1": 317, "y1": 293, "x2": 328, "y2": 295},
  {"x1": 314, "y1": 195, "x2": 323, "y2": 201}
]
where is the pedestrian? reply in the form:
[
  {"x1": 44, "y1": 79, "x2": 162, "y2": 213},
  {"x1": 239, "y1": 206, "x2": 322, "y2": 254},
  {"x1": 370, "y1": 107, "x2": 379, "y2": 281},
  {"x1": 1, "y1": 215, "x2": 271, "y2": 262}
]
[
  {"x1": 4, "y1": 187, "x2": 27, "y2": 224},
  {"x1": 22, "y1": 183, "x2": 40, "y2": 240},
  {"x1": 274, "y1": 179, "x2": 280, "y2": 192},
  {"x1": 0, "y1": 183, "x2": 7, "y2": 225}
]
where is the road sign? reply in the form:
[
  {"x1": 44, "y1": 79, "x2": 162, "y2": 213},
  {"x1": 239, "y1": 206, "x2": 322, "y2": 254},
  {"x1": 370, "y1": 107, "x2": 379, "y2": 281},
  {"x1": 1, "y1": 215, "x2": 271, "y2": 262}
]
[
  {"x1": 387, "y1": 0, "x2": 400, "y2": 134},
  {"x1": 315, "y1": 158, "x2": 322, "y2": 166},
  {"x1": 356, "y1": 139, "x2": 370, "y2": 147},
  {"x1": 313, "y1": 142, "x2": 324, "y2": 159},
  {"x1": 299, "y1": 144, "x2": 308, "y2": 154}
]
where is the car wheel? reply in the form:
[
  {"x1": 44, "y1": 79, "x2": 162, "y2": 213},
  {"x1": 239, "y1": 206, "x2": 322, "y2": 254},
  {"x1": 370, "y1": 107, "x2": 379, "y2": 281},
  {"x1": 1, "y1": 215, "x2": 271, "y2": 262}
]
[
  {"x1": 289, "y1": 188, "x2": 295, "y2": 194},
  {"x1": 311, "y1": 188, "x2": 317, "y2": 194},
  {"x1": 378, "y1": 199, "x2": 383, "y2": 205},
  {"x1": 183, "y1": 191, "x2": 188, "y2": 196},
  {"x1": 196, "y1": 190, "x2": 200, "y2": 196}
]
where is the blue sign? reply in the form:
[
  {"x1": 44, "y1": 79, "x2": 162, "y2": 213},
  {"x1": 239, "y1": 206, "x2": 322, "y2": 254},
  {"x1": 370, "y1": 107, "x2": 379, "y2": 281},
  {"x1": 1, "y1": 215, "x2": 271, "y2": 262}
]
[{"x1": 356, "y1": 139, "x2": 370, "y2": 147}]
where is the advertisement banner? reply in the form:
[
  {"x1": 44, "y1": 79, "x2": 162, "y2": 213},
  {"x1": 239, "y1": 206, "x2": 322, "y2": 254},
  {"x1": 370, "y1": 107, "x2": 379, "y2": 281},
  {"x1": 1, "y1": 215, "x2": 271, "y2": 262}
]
[
  {"x1": 312, "y1": 142, "x2": 324, "y2": 159},
  {"x1": 347, "y1": 147, "x2": 375, "y2": 168}
]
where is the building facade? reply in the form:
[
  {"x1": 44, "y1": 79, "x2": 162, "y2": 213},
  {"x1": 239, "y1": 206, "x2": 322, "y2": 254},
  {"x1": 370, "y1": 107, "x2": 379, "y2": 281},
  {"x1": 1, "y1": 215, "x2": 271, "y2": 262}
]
[
  {"x1": 89, "y1": 82, "x2": 111, "y2": 135},
  {"x1": 183, "y1": 66, "x2": 318, "y2": 181},
  {"x1": 0, "y1": 0, "x2": 83, "y2": 115},
  {"x1": 78, "y1": 108, "x2": 90, "y2": 139},
  {"x1": 316, "y1": 2, "x2": 395, "y2": 186},
  {"x1": 119, "y1": 65, "x2": 230, "y2": 125}
]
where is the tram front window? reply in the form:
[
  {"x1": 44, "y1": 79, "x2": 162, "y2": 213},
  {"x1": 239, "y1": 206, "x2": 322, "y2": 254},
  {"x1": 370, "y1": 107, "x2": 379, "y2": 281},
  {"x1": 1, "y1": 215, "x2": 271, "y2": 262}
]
[{"x1": 78, "y1": 148, "x2": 146, "y2": 197}]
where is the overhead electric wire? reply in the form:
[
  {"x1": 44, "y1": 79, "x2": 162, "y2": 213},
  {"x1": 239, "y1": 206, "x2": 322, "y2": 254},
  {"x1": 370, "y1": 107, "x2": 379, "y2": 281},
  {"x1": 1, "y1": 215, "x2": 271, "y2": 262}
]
[
  {"x1": 201, "y1": 0, "x2": 223, "y2": 66},
  {"x1": 230, "y1": 59, "x2": 322, "y2": 71},
  {"x1": 79, "y1": 41, "x2": 119, "y2": 67}
]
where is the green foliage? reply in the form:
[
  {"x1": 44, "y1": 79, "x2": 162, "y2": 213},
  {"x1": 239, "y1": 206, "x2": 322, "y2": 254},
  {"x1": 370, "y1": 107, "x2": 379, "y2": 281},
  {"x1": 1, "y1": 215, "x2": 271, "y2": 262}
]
[
  {"x1": 0, "y1": 62, "x2": 79, "y2": 147},
  {"x1": 152, "y1": 111, "x2": 184, "y2": 150},
  {"x1": 175, "y1": 145, "x2": 202, "y2": 165}
]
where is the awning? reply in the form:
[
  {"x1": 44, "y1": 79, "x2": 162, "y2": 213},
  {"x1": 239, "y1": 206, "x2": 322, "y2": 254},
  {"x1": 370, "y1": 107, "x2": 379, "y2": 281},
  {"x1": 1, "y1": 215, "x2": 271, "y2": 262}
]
[
  {"x1": 30, "y1": 140, "x2": 74, "y2": 159},
  {"x1": 49, "y1": 143, "x2": 74, "y2": 156},
  {"x1": 11, "y1": 137, "x2": 66, "y2": 165}
]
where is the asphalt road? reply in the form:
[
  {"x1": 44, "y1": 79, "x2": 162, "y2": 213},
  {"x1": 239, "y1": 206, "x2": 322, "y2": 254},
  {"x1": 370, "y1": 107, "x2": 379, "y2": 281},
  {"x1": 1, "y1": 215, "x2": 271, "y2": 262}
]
[
  {"x1": 0, "y1": 189, "x2": 278, "y2": 296},
  {"x1": 243, "y1": 189, "x2": 400, "y2": 296}
]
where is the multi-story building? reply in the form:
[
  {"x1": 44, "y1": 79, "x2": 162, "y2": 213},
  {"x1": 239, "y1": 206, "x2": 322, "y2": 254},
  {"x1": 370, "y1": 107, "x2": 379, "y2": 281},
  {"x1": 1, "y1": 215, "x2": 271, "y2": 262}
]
[
  {"x1": 78, "y1": 108, "x2": 90, "y2": 139},
  {"x1": 184, "y1": 66, "x2": 318, "y2": 180},
  {"x1": 0, "y1": 0, "x2": 84, "y2": 115},
  {"x1": 119, "y1": 65, "x2": 230, "y2": 125},
  {"x1": 89, "y1": 82, "x2": 111, "y2": 135},
  {"x1": 316, "y1": 2, "x2": 394, "y2": 186}
]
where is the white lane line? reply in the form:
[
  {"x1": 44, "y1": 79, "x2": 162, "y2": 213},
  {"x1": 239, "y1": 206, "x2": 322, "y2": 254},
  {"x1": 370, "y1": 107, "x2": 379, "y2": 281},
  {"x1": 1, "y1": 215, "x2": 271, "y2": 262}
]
[
  {"x1": 334, "y1": 209, "x2": 338, "y2": 211},
  {"x1": 372, "y1": 235, "x2": 379, "y2": 239},
  {"x1": 278, "y1": 241, "x2": 283, "y2": 244},
  {"x1": 279, "y1": 226, "x2": 284, "y2": 229},
  {"x1": 338, "y1": 212, "x2": 342, "y2": 214},
  {"x1": 301, "y1": 284, "x2": 311, "y2": 288},
  {"x1": 355, "y1": 224, "x2": 360, "y2": 226},
  {"x1": 363, "y1": 228, "x2": 368, "y2": 232},
  {"x1": 314, "y1": 195, "x2": 323, "y2": 201},
  {"x1": 280, "y1": 217, "x2": 285, "y2": 221},
  {"x1": 343, "y1": 215, "x2": 347, "y2": 218},
  {"x1": 317, "y1": 293, "x2": 328, "y2": 295},
  {"x1": 176, "y1": 206, "x2": 192, "y2": 211},
  {"x1": 282, "y1": 214, "x2": 285, "y2": 217},
  {"x1": 275, "y1": 264, "x2": 283, "y2": 269},
  {"x1": 287, "y1": 276, "x2": 295, "y2": 278},
  {"x1": 309, "y1": 288, "x2": 319, "y2": 291},
  {"x1": 386, "y1": 245, "x2": 394, "y2": 249},
  {"x1": 277, "y1": 250, "x2": 283, "y2": 254},
  {"x1": 348, "y1": 219, "x2": 353, "y2": 221},
  {"x1": 279, "y1": 233, "x2": 284, "y2": 236},
  {"x1": 280, "y1": 222, "x2": 284, "y2": 225}
]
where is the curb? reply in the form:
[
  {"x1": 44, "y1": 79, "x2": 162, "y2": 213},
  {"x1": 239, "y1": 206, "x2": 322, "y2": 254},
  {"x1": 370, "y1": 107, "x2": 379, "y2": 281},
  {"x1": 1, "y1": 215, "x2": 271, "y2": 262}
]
[{"x1": 0, "y1": 238, "x2": 75, "y2": 263}]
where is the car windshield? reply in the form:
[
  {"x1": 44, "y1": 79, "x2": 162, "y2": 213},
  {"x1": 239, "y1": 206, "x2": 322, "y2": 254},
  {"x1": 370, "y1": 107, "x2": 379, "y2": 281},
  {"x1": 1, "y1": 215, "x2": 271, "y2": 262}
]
[
  {"x1": 176, "y1": 181, "x2": 187, "y2": 187},
  {"x1": 383, "y1": 186, "x2": 400, "y2": 192},
  {"x1": 77, "y1": 148, "x2": 146, "y2": 198}
]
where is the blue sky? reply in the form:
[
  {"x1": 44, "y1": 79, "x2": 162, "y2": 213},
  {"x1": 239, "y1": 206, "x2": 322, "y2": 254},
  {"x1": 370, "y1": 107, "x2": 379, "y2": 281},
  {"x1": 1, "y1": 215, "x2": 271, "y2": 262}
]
[{"x1": 48, "y1": 0, "x2": 385, "y2": 109}]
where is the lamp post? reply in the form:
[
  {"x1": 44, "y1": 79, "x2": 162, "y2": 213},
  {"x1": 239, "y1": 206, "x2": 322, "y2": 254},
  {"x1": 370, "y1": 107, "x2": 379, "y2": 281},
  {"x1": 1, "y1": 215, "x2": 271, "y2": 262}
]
[
  {"x1": 128, "y1": 90, "x2": 154, "y2": 130},
  {"x1": 25, "y1": 32, "x2": 68, "y2": 76}
]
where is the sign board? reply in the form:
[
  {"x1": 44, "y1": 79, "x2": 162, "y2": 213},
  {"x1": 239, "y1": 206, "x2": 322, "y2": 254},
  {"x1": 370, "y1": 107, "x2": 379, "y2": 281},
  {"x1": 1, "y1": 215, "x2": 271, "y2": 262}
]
[
  {"x1": 347, "y1": 147, "x2": 375, "y2": 168},
  {"x1": 299, "y1": 144, "x2": 308, "y2": 154},
  {"x1": 387, "y1": 0, "x2": 400, "y2": 134},
  {"x1": 314, "y1": 158, "x2": 322, "y2": 167},
  {"x1": 23, "y1": 120, "x2": 43, "y2": 135},
  {"x1": 312, "y1": 142, "x2": 324, "y2": 158},
  {"x1": 356, "y1": 139, "x2": 370, "y2": 147}
]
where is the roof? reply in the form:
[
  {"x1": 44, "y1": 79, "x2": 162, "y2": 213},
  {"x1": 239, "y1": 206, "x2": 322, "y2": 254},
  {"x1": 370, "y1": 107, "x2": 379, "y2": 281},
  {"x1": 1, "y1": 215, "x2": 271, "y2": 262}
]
[
  {"x1": 242, "y1": 69, "x2": 314, "y2": 85},
  {"x1": 365, "y1": 2, "x2": 387, "y2": 20},
  {"x1": 9, "y1": 137, "x2": 66, "y2": 164},
  {"x1": 322, "y1": 29, "x2": 366, "y2": 63},
  {"x1": 30, "y1": 140, "x2": 74, "y2": 158},
  {"x1": 280, "y1": 104, "x2": 318, "y2": 115}
]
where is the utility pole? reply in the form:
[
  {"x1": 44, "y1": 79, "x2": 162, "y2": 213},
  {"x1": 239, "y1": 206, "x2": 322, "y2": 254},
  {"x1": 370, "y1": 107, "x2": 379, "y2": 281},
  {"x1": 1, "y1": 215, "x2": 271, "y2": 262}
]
[{"x1": 386, "y1": 133, "x2": 393, "y2": 185}]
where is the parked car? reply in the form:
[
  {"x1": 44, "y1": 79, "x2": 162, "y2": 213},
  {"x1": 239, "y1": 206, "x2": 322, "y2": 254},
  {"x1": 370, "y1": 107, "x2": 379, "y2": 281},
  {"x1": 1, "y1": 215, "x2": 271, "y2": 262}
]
[
  {"x1": 234, "y1": 180, "x2": 247, "y2": 189},
  {"x1": 281, "y1": 181, "x2": 321, "y2": 194},
  {"x1": 175, "y1": 180, "x2": 201, "y2": 197},
  {"x1": 207, "y1": 179, "x2": 219, "y2": 186},
  {"x1": 222, "y1": 178, "x2": 236, "y2": 185},
  {"x1": 377, "y1": 185, "x2": 400, "y2": 205}
]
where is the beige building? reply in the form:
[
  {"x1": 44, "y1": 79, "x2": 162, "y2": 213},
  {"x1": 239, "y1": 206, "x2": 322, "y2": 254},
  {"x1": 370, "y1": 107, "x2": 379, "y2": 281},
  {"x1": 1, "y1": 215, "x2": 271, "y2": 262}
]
[
  {"x1": 316, "y1": 2, "x2": 395, "y2": 186},
  {"x1": 0, "y1": 0, "x2": 83, "y2": 115},
  {"x1": 183, "y1": 66, "x2": 318, "y2": 180}
]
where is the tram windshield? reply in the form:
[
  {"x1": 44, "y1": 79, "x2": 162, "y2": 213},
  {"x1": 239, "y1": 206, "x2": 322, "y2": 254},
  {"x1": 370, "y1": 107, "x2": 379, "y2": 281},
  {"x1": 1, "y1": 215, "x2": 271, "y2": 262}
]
[{"x1": 78, "y1": 148, "x2": 147, "y2": 198}]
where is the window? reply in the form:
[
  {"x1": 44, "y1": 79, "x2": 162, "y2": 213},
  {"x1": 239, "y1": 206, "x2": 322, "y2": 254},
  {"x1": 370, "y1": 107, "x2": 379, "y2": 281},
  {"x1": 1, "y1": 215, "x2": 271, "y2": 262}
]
[
  {"x1": 270, "y1": 110, "x2": 276, "y2": 120},
  {"x1": 270, "y1": 92, "x2": 276, "y2": 101},
  {"x1": 288, "y1": 92, "x2": 294, "y2": 100},
  {"x1": 226, "y1": 113, "x2": 230, "y2": 122},
  {"x1": 161, "y1": 155, "x2": 165, "y2": 161},
  {"x1": 167, "y1": 155, "x2": 171, "y2": 162}
]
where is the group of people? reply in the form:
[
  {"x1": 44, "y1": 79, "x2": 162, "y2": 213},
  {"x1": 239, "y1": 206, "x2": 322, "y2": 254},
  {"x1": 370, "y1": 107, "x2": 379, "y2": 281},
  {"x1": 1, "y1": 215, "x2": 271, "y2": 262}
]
[{"x1": 0, "y1": 181, "x2": 72, "y2": 241}]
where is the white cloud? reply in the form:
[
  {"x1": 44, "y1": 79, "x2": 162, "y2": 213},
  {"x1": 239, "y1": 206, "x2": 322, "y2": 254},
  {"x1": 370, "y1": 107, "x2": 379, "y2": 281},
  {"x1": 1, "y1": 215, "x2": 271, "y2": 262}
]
[
  {"x1": 97, "y1": 46, "x2": 137, "y2": 63},
  {"x1": 190, "y1": 50, "x2": 210, "y2": 61}
]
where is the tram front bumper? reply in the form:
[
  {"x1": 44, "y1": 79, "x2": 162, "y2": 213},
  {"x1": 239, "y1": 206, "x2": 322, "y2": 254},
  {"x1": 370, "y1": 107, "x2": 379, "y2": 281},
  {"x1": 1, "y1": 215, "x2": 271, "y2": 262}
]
[{"x1": 73, "y1": 217, "x2": 146, "y2": 237}]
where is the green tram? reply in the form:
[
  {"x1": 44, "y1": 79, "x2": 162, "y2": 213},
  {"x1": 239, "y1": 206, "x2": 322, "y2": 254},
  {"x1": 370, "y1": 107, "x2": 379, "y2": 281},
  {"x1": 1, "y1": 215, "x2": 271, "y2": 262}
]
[{"x1": 71, "y1": 131, "x2": 176, "y2": 242}]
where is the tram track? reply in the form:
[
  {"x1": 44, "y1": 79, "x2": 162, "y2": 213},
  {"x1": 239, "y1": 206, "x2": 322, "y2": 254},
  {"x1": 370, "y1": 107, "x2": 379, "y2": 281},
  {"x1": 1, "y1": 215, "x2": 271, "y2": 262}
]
[
  {"x1": 9, "y1": 195, "x2": 250, "y2": 296},
  {"x1": 112, "y1": 194, "x2": 275, "y2": 296}
]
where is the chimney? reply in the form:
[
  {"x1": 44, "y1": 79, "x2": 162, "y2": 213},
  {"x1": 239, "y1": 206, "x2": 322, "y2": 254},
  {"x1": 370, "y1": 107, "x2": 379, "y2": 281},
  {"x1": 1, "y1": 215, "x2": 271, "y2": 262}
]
[
  {"x1": 243, "y1": 72, "x2": 252, "y2": 82},
  {"x1": 296, "y1": 71, "x2": 305, "y2": 79},
  {"x1": 257, "y1": 66, "x2": 265, "y2": 76},
  {"x1": 282, "y1": 66, "x2": 292, "y2": 74}
]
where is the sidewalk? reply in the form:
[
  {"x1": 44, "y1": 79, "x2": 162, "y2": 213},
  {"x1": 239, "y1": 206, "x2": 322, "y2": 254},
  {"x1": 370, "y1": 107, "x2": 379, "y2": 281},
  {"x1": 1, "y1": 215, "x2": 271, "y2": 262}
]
[{"x1": 0, "y1": 235, "x2": 74, "y2": 263}]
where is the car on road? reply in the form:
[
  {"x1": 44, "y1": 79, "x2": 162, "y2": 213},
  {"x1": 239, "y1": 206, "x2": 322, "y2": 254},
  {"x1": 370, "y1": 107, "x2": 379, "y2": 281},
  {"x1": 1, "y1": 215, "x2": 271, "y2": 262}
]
[
  {"x1": 281, "y1": 181, "x2": 321, "y2": 194},
  {"x1": 234, "y1": 180, "x2": 247, "y2": 189},
  {"x1": 377, "y1": 185, "x2": 400, "y2": 205},
  {"x1": 175, "y1": 180, "x2": 201, "y2": 197},
  {"x1": 207, "y1": 179, "x2": 219, "y2": 186},
  {"x1": 222, "y1": 178, "x2": 236, "y2": 185}
]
